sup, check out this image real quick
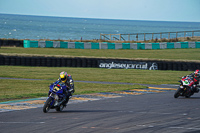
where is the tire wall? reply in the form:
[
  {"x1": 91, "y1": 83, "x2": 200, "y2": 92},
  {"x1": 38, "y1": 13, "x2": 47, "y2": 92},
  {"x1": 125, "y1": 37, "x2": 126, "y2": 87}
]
[
  {"x1": 0, "y1": 55, "x2": 200, "y2": 71},
  {"x1": 0, "y1": 39, "x2": 23, "y2": 47}
]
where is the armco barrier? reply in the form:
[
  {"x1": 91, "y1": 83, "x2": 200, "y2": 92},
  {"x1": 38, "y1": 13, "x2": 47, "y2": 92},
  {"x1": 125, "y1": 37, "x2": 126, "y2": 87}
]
[
  {"x1": 1, "y1": 55, "x2": 200, "y2": 71},
  {"x1": 23, "y1": 40, "x2": 200, "y2": 49}
]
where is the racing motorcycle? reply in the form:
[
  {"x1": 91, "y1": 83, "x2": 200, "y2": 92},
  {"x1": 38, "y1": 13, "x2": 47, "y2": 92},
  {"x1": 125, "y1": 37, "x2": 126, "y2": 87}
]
[
  {"x1": 43, "y1": 81, "x2": 69, "y2": 113},
  {"x1": 174, "y1": 75, "x2": 195, "y2": 98}
]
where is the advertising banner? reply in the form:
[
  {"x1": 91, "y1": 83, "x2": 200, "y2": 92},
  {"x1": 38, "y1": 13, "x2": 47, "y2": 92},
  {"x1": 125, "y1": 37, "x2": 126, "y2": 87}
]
[{"x1": 98, "y1": 60, "x2": 158, "y2": 70}]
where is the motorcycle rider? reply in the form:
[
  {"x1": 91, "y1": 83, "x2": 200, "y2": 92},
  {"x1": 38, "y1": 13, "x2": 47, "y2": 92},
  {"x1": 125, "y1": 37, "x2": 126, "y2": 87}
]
[
  {"x1": 189, "y1": 69, "x2": 200, "y2": 92},
  {"x1": 57, "y1": 71, "x2": 75, "y2": 105}
]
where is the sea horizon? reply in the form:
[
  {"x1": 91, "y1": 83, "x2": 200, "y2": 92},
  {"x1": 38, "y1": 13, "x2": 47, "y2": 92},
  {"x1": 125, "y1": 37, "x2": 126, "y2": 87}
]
[
  {"x1": 1, "y1": 13, "x2": 200, "y2": 23},
  {"x1": 1, "y1": 13, "x2": 200, "y2": 41}
]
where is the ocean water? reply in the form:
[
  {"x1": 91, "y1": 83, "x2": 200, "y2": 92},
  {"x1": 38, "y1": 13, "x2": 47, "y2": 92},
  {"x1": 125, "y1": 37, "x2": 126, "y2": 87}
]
[{"x1": 0, "y1": 13, "x2": 200, "y2": 41}]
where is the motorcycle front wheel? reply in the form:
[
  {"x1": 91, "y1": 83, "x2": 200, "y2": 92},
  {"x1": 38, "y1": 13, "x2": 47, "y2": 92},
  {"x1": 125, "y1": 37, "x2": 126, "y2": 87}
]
[
  {"x1": 43, "y1": 97, "x2": 53, "y2": 113},
  {"x1": 174, "y1": 88, "x2": 182, "y2": 98}
]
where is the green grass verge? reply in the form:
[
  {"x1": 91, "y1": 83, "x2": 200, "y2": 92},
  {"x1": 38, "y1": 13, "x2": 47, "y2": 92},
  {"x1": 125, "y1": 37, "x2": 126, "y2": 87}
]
[
  {"x1": 0, "y1": 47, "x2": 199, "y2": 102},
  {"x1": 0, "y1": 79, "x2": 144, "y2": 102},
  {"x1": 1, "y1": 47, "x2": 200, "y2": 61},
  {"x1": 0, "y1": 66, "x2": 192, "y2": 102},
  {"x1": 0, "y1": 66, "x2": 191, "y2": 84}
]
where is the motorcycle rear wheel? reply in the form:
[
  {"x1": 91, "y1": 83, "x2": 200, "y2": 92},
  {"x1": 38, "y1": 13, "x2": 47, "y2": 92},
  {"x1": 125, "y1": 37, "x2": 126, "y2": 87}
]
[
  {"x1": 43, "y1": 97, "x2": 53, "y2": 113},
  {"x1": 185, "y1": 95, "x2": 191, "y2": 98},
  {"x1": 56, "y1": 98, "x2": 68, "y2": 112},
  {"x1": 56, "y1": 104, "x2": 64, "y2": 112}
]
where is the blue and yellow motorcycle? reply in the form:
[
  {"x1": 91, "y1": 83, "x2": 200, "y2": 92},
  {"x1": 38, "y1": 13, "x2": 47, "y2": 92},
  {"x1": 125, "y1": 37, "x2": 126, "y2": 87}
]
[{"x1": 43, "y1": 81, "x2": 68, "y2": 113}]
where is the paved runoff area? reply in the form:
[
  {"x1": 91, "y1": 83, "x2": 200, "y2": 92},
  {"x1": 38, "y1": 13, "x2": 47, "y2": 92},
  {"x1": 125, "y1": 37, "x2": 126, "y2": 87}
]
[{"x1": 0, "y1": 87, "x2": 176, "y2": 113}]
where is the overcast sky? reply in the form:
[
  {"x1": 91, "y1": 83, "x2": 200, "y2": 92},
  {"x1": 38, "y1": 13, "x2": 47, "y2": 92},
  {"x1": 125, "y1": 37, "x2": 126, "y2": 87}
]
[{"x1": 0, "y1": 0, "x2": 200, "y2": 22}]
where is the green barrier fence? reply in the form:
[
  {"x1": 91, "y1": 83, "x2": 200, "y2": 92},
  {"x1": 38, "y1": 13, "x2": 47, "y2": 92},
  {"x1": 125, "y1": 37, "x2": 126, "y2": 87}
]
[
  {"x1": 23, "y1": 40, "x2": 38, "y2": 48},
  {"x1": 91, "y1": 42, "x2": 99, "y2": 49},
  {"x1": 181, "y1": 42, "x2": 188, "y2": 48},
  {"x1": 23, "y1": 40, "x2": 30, "y2": 48},
  {"x1": 46, "y1": 41, "x2": 53, "y2": 48},
  {"x1": 75, "y1": 42, "x2": 84, "y2": 49},
  {"x1": 137, "y1": 43, "x2": 145, "y2": 49},
  {"x1": 122, "y1": 43, "x2": 130, "y2": 49},
  {"x1": 152, "y1": 43, "x2": 160, "y2": 49},
  {"x1": 167, "y1": 43, "x2": 174, "y2": 49},
  {"x1": 23, "y1": 40, "x2": 200, "y2": 49},
  {"x1": 107, "y1": 43, "x2": 115, "y2": 49},
  {"x1": 60, "y1": 41, "x2": 68, "y2": 48},
  {"x1": 196, "y1": 42, "x2": 200, "y2": 48}
]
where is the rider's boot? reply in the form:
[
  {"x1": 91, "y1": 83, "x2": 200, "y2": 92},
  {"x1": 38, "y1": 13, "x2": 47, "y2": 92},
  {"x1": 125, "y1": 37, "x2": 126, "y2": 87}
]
[
  {"x1": 63, "y1": 97, "x2": 69, "y2": 106},
  {"x1": 192, "y1": 85, "x2": 199, "y2": 93},
  {"x1": 63, "y1": 90, "x2": 73, "y2": 106},
  {"x1": 195, "y1": 87, "x2": 199, "y2": 92},
  {"x1": 69, "y1": 91, "x2": 73, "y2": 99},
  {"x1": 57, "y1": 90, "x2": 67, "y2": 106},
  {"x1": 59, "y1": 88, "x2": 74, "y2": 106},
  {"x1": 69, "y1": 88, "x2": 74, "y2": 98},
  {"x1": 57, "y1": 98, "x2": 66, "y2": 106}
]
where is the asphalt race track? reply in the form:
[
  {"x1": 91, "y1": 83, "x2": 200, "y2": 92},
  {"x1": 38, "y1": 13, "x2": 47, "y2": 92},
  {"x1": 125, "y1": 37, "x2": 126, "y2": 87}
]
[{"x1": 0, "y1": 82, "x2": 200, "y2": 133}]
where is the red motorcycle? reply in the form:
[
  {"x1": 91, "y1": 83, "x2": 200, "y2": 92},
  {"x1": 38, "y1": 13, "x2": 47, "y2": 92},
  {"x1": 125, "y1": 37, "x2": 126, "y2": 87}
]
[{"x1": 174, "y1": 76, "x2": 195, "y2": 98}]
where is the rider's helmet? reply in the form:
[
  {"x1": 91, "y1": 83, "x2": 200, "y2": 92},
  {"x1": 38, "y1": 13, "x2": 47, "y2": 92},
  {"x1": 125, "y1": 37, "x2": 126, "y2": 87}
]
[
  {"x1": 59, "y1": 71, "x2": 68, "y2": 83},
  {"x1": 194, "y1": 69, "x2": 200, "y2": 77}
]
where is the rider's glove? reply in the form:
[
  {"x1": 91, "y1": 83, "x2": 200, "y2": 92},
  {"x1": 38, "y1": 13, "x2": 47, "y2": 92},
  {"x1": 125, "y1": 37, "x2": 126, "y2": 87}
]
[{"x1": 48, "y1": 83, "x2": 54, "y2": 87}]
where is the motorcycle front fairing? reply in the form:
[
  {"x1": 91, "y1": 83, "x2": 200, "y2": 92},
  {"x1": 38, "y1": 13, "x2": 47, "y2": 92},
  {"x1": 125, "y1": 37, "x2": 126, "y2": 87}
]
[
  {"x1": 48, "y1": 81, "x2": 67, "y2": 106},
  {"x1": 178, "y1": 79, "x2": 189, "y2": 94},
  {"x1": 49, "y1": 81, "x2": 66, "y2": 94}
]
